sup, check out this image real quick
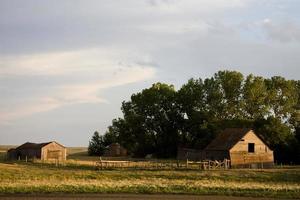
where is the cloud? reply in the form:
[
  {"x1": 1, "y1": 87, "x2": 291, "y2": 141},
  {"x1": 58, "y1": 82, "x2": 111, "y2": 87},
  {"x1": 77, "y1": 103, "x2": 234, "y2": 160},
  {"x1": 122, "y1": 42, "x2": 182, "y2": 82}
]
[
  {"x1": 147, "y1": 0, "x2": 246, "y2": 12},
  {"x1": 0, "y1": 97, "x2": 62, "y2": 126},
  {"x1": 1, "y1": 0, "x2": 300, "y2": 146},
  {"x1": 261, "y1": 18, "x2": 300, "y2": 42},
  {"x1": 140, "y1": 0, "x2": 246, "y2": 35},
  {"x1": 0, "y1": 0, "x2": 249, "y2": 56},
  {"x1": 140, "y1": 20, "x2": 210, "y2": 35},
  {"x1": 0, "y1": 48, "x2": 156, "y2": 123},
  {"x1": 0, "y1": 48, "x2": 153, "y2": 76}
]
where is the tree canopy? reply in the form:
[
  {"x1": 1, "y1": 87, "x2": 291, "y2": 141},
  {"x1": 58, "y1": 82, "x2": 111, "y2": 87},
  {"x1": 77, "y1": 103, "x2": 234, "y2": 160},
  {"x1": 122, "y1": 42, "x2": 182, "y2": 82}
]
[
  {"x1": 89, "y1": 70, "x2": 300, "y2": 163},
  {"x1": 88, "y1": 131, "x2": 105, "y2": 156}
]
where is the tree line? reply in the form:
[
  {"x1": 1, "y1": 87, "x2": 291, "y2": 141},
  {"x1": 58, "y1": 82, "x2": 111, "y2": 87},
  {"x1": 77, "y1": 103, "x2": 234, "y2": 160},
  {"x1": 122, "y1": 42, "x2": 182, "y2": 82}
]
[{"x1": 88, "y1": 70, "x2": 300, "y2": 164}]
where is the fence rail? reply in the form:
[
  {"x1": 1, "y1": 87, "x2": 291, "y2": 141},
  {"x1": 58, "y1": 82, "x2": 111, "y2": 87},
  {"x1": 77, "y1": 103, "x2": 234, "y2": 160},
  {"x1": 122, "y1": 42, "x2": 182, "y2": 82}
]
[{"x1": 95, "y1": 159, "x2": 230, "y2": 170}]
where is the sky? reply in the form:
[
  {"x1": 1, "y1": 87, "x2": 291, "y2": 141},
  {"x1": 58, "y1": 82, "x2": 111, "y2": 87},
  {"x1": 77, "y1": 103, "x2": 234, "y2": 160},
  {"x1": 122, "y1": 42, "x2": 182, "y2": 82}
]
[{"x1": 0, "y1": 0, "x2": 300, "y2": 146}]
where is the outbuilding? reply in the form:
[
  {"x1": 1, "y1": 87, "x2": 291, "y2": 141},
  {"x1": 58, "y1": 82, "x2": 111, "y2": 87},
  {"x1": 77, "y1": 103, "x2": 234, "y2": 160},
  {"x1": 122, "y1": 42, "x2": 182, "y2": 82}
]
[
  {"x1": 7, "y1": 141, "x2": 66, "y2": 161},
  {"x1": 205, "y1": 128, "x2": 274, "y2": 168},
  {"x1": 103, "y1": 143, "x2": 127, "y2": 157}
]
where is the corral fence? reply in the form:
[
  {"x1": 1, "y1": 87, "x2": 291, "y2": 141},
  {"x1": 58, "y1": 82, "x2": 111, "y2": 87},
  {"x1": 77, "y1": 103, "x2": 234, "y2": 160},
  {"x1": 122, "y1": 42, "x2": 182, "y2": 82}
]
[{"x1": 95, "y1": 158, "x2": 230, "y2": 170}]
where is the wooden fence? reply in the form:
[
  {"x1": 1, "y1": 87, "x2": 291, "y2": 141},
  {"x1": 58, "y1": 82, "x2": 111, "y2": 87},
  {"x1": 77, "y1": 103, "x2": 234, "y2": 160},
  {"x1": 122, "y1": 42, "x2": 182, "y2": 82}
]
[{"x1": 95, "y1": 159, "x2": 230, "y2": 170}]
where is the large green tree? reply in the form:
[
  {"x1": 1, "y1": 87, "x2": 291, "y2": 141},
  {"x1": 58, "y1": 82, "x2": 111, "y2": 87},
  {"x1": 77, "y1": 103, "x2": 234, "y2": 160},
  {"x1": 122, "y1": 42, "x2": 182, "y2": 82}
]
[
  {"x1": 243, "y1": 74, "x2": 268, "y2": 119},
  {"x1": 177, "y1": 78, "x2": 217, "y2": 149},
  {"x1": 107, "y1": 83, "x2": 183, "y2": 157},
  {"x1": 265, "y1": 76, "x2": 298, "y2": 120},
  {"x1": 214, "y1": 70, "x2": 244, "y2": 119},
  {"x1": 93, "y1": 70, "x2": 300, "y2": 163}
]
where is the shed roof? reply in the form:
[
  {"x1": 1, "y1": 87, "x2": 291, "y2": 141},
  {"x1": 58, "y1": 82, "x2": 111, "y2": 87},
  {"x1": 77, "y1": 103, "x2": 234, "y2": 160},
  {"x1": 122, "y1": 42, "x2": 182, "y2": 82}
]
[
  {"x1": 205, "y1": 128, "x2": 252, "y2": 151},
  {"x1": 16, "y1": 142, "x2": 52, "y2": 150}
]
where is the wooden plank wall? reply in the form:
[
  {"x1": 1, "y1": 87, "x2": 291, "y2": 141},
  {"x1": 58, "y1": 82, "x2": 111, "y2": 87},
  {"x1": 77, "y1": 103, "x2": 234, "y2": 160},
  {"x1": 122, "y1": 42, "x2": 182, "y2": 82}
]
[
  {"x1": 42, "y1": 142, "x2": 66, "y2": 161},
  {"x1": 230, "y1": 152, "x2": 273, "y2": 165}
]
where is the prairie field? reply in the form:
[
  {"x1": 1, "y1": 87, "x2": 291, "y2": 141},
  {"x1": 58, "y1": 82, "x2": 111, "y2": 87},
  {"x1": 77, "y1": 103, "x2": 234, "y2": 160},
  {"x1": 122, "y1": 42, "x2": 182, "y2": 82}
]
[
  {"x1": 0, "y1": 146, "x2": 299, "y2": 198},
  {"x1": 0, "y1": 162, "x2": 299, "y2": 198}
]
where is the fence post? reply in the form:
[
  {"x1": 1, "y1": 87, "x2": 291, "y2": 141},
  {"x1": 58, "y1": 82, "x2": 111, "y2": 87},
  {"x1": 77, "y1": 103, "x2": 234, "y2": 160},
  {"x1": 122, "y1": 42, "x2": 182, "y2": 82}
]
[
  {"x1": 100, "y1": 157, "x2": 103, "y2": 170},
  {"x1": 224, "y1": 159, "x2": 226, "y2": 169}
]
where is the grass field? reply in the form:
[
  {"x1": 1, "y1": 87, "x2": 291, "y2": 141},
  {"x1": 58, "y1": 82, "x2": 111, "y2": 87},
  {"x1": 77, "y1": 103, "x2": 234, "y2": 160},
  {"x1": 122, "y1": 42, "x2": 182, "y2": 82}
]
[
  {"x1": 0, "y1": 162, "x2": 299, "y2": 198},
  {"x1": 0, "y1": 146, "x2": 299, "y2": 198}
]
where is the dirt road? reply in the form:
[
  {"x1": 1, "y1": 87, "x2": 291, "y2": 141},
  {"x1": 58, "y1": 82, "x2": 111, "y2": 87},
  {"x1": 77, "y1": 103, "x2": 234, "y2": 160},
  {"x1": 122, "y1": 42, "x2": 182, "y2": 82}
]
[{"x1": 0, "y1": 194, "x2": 278, "y2": 200}]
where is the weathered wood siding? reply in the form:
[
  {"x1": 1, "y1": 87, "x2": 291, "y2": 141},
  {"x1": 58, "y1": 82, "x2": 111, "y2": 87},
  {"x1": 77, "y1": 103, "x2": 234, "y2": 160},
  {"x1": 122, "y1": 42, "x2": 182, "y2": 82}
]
[
  {"x1": 230, "y1": 152, "x2": 274, "y2": 168},
  {"x1": 41, "y1": 142, "x2": 66, "y2": 161},
  {"x1": 230, "y1": 130, "x2": 272, "y2": 153},
  {"x1": 229, "y1": 130, "x2": 273, "y2": 167}
]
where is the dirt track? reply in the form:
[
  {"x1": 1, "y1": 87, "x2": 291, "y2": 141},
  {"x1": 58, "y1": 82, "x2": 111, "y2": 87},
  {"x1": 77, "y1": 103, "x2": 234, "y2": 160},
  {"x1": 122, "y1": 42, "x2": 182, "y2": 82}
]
[{"x1": 0, "y1": 194, "x2": 278, "y2": 200}]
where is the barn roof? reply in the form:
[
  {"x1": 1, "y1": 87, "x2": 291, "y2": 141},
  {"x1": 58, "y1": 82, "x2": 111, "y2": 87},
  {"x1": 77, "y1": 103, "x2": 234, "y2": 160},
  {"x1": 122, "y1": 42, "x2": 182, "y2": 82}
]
[
  {"x1": 205, "y1": 128, "x2": 252, "y2": 151},
  {"x1": 16, "y1": 142, "x2": 52, "y2": 150}
]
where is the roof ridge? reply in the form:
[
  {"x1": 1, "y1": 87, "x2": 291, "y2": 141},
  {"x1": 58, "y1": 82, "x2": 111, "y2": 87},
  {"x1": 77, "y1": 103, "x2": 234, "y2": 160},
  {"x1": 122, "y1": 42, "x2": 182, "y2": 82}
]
[
  {"x1": 15, "y1": 141, "x2": 56, "y2": 149},
  {"x1": 205, "y1": 128, "x2": 252, "y2": 151}
]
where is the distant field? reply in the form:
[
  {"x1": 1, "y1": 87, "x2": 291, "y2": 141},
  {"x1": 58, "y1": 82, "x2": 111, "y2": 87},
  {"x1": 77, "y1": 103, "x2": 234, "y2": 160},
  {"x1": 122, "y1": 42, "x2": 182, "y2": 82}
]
[
  {"x1": 66, "y1": 147, "x2": 102, "y2": 164},
  {"x1": 0, "y1": 145, "x2": 16, "y2": 152},
  {"x1": 67, "y1": 147, "x2": 88, "y2": 155}
]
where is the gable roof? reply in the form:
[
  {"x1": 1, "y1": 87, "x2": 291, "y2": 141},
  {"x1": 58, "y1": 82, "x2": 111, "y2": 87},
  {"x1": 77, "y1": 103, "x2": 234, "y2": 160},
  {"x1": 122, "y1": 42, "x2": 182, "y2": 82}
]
[
  {"x1": 16, "y1": 142, "x2": 52, "y2": 150},
  {"x1": 205, "y1": 128, "x2": 252, "y2": 151}
]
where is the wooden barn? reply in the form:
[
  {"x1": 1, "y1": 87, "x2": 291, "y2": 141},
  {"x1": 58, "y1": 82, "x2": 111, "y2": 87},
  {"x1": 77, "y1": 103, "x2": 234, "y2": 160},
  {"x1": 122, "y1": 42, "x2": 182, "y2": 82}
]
[
  {"x1": 205, "y1": 128, "x2": 274, "y2": 168},
  {"x1": 104, "y1": 143, "x2": 127, "y2": 157},
  {"x1": 7, "y1": 141, "x2": 66, "y2": 161}
]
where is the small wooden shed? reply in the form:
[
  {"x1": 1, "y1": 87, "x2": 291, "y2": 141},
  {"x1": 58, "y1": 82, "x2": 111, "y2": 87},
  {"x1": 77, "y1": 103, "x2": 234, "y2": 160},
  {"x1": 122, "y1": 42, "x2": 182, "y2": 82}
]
[
  {"x1": 205, "y1": 128, "x2": 274, "y2": 168},
  {"x1": 103, "y1": 143, "x2": 127, "y2": 157},
  {"x1": 7, "y1": 141, "x2": 66, "y2": 161}
]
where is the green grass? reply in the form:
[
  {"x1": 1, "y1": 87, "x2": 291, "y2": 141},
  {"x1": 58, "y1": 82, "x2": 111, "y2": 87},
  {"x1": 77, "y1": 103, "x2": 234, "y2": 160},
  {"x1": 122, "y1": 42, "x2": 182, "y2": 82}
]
[{"x1": 0, "y1": 162, "x2": 299, "y2": 198}]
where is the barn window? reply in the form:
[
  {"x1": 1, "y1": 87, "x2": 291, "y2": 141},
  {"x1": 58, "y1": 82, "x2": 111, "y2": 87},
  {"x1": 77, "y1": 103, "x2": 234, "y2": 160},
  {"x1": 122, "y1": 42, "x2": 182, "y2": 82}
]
[{"x1": 248, "y1": 143, "x2": 255, "y2": 153}]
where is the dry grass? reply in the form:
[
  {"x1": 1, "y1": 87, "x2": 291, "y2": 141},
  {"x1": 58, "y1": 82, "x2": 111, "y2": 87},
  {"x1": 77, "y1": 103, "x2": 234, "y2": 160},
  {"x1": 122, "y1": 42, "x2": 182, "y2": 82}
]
[
  {"x1": 0, "y1": 162, "x2": 299, "y2": 198},
  {"x1": 67, "y1": 147, "x2": 88, "y2": 155},
  {"x1": 1, "y1": 146, "x2": 300, "y2": 198},
  {"x1": 0, "y1": 145, "x2": 16, "y2": 152}
]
